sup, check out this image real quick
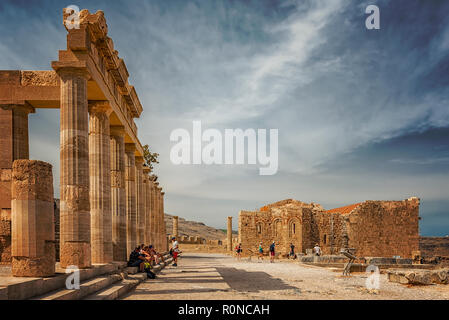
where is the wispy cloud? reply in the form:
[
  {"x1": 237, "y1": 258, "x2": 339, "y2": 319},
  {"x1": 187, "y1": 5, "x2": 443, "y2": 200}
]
[{"x1": 1, "y1": 0, "x2": 448, "y2": 233}]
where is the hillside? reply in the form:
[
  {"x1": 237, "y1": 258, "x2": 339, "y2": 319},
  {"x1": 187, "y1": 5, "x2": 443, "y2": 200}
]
[{"x1": 164, "y1": 214, "x2": 236, "y2": 240}]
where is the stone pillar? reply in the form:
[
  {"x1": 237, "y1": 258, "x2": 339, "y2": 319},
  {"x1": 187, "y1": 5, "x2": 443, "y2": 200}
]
[
  {"x1": 110, "y1": 126, "x2": 126, "y2": 261},
  {"x1": 173, "y1": 216, "x2": 179, "y2": 240},
  {"x1": 125, "y1": 143, "x2": 137, "y2": 257},
  {"x1": 11, "y1": 160, "x2": 55, "y2": 277},
  {"x1": 161, "y1": 192, "x2": 166, "y2": 251},
  {"x1": 149, "y1": 180, "x2": 156, "y2": 247},
  {"x1": 157, "y1": 187, "x2": 162, "y2": 250},
  {"x1": 227, "y1": 217, "x2": 232, "y2": 252},
  {"x1": 88, "y1": 101, "x2": 112, "y2": 264},
  {"x1": 153, "y1": 183, "x2": 159, "y2": 249},
  {"x1": 0, "y1": 103, "x2": 34, "y2": 264},
  {"x1": 57, "y1": 68, "x2": 91, "y2": 269},
  {"x1": 135, "y1": 157, "x2": 144, "y2": 246},
  {"x1": 12, "y1": 104, "x2": 34, "y2": 161},
  {"x1": 143, "y1": 168, "x2": 151, "y2": 245}
]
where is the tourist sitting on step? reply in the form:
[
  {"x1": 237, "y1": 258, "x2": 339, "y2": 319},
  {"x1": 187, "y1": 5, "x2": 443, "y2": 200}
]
[
  {"x1": 140, "y1": 246, "x2": 155, "y2": 264},
  {"x1": 148, "y1": 245, "x2": 164, "y2": 265},
  {"x1": 128, "y1": 247, "x2": 146, "y2": 272}
]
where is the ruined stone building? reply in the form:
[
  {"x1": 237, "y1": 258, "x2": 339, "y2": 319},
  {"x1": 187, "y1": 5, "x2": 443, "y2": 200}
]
[
  {"x1": 0, "y1": 9, "x2": 168, "y2": 276},
  {"x1": 238, "y1": 197, "x2": 420, "y2": 258}
]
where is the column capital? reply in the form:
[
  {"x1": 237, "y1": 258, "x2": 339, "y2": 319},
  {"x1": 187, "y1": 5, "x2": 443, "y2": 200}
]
[
  {"x1": 52, "y1": 61, "x2": 90, "y2": 80},
  {"x1": 0, "y1": 102, "x2": 35, "y2": 114},
  {"x1": 88, "y1": 100, "x2": 112, "y2": 115},
  {"x1": 125, "y1": 143, "x2": 136, "y2": 154},
  {"x1": 135, "y1": 156, "x2": 144, "y2": 165},
  {"x1": 110, "y1": 125, "x2": 125, "y2": 137}
]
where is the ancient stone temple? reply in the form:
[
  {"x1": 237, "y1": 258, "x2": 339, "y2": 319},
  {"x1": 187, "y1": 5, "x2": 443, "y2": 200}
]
[
  {"x1": 238, "y1": 197, "x2": 420, "y2": 258},
  {"x1": 0, "y1": 9, "x2": 167, "y2": 271}
]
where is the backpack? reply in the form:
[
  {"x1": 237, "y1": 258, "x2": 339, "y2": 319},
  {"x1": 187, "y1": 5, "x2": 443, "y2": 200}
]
[{"x1": 145, "y1": 268, "x2": 156, "y2": 279}]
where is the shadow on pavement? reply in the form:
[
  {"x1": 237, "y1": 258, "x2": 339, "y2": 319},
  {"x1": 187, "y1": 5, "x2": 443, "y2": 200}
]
[{"x1": 216, "y1": 267, "x2": 297, "y2": 292}]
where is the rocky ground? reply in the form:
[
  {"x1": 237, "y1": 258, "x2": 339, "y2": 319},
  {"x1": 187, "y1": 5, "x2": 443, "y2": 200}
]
[{"x1": 122, "y1": 253, "x2": 449, "y2": 300}]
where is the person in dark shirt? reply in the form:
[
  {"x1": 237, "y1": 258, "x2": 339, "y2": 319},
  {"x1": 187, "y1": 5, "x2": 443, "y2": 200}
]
[
  {"x1": 289, "y1": 243, "x2": 295, "y2": 259},
  {"x1": 128, "y1": 247, "x2": 145, "y2": 272},
  {"x1": 269, "y1": 241, "x2": 276, "y2": 263}
]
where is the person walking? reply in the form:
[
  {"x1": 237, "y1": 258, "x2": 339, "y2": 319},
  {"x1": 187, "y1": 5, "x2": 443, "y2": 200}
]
[
  {"x1": 235, "y1": 243, "x2": 242, "y2": 260},
  {"x1": 171, "y1": 237, "x2": 179, "y2": 267},
  {"x1": 313, "y1": 243, "x2": 322, "y2": 256},
  {"x1": 258, "y1": 242, "x2": 264, "y2": 261},
  {"x1": 289, "y1": 243, "x2": 295, "y2": 259},
  {"x1": 269, "y1": 241, "x2": 276, "y2": 263}
]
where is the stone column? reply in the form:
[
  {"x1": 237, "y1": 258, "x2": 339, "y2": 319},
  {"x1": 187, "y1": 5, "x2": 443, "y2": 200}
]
[
  {"x1": 173, "y1": 216, "x2": 179, "y2": 241},
  {"x1": 143, "y1": 168, "x2": 151, "y2": 245},
  {"x1": 11, "y1": 160, "x2": 55, "y2": 277},
  {"x1": 89, "y1": 101, "x2": 112, "y2": 264},
  {"x1": 161, "y1": 192, "x2": 166, "y2": 251},
  {"x1": 12, "y1": 104, "x2": 35, "y2": 161},
  {"x1": 135, "y1": 157, "x2": 144, "y2": 246},
  {"x1": 157, "y1": 187, "x2": 162, "y2": 250},
  {"x1": 227, "y1": 217, "x2": 232, "y2": 252},
  {"x1": 125, "y1": 143, "x2": 137, "y2": 257},
  {"x1": 110, "y1": 126, "x2": 126, "y2": 261},
  {"x1": 57, "y1": 67, "x2": 91, "y2": 269},
  {"x1": 153, "y1": 183, "x2": 159, "y2": 249},
  {"x1": 149, "y1": 180, "x2": 156, "y2": 246},
  {"x1": 0, "y1": 103, "x2": 34, "y2": 264}
]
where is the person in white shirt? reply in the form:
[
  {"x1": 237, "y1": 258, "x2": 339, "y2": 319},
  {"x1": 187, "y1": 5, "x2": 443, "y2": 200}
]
[{"x1": 313, "y1": 243, "x2": 321, "y2": 256}]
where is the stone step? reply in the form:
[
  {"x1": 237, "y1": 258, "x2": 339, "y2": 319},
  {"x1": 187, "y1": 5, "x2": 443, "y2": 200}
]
[
  {"x1": 1, "y1": 262, "x2": 127, "y2": 300},
  {"x1": 33, "y1": 273, "x2": 123, "y2": 300},
  {"x1": 84, "y1": 256, "x2": 173, "y2": 300}
]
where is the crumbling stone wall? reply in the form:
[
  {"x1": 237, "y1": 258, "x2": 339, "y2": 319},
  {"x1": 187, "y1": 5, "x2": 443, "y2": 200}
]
[
  {"x1": 315, "y1": 211, "x2": 346, "y2": 255},
  {"x1": 342, "y1": 198, "x2": 420, "y2": 258},
  {"x1": 238, "y1": 200, "x2": 322, "y2": 256},
  {"x1": 239, "y1": 197, "x2": 420, "y2": 258}
]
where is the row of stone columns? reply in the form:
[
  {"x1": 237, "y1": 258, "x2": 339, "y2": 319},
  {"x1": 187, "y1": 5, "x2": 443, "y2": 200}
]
[
  {"x1": 5, "y1": 66, "x2": 167, "y2": 274},
  {"x1": 55, "y1": 66, "x2": 166, "y2": 269}
]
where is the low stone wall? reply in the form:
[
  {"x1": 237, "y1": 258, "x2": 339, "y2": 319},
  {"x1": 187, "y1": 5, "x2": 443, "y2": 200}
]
[
  {"x1": 179, "y1": 243, "x2": 227, "y2": 254},
  {"x1": 388, "y1": 268, "x2": 449, "y2": 285}
]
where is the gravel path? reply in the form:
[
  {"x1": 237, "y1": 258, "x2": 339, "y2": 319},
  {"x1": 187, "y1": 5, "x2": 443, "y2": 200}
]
[{"x1": 122, "y1": 253, "x2": 449, "y2": 300}]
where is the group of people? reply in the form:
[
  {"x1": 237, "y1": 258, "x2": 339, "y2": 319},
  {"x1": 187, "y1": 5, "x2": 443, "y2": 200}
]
[
  {"x1": 127, "y1": 237, "x2": 181, "y2": 279},
  {"x1": 236, "y1": 241, "x2": 323, "y2": 263}
]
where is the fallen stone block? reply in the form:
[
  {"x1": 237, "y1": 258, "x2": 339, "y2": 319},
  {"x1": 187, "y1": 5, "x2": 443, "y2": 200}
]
[{"x1": 388, "y1": 268, "x2": 449, "y2": 285}]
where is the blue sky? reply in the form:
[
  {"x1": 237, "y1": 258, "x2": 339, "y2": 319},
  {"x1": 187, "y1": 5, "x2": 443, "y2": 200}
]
[{"x1": 1, "y1": 0, "x2": 448, "y2": 235}]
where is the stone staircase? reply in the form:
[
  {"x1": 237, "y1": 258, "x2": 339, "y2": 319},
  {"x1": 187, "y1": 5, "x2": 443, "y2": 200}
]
[
  {"x1": 1, "y1": 254, "x2": 172, "y2": 300},
  {"x1": 84, "y1": 255, "x2": 173, "y2": 300}
]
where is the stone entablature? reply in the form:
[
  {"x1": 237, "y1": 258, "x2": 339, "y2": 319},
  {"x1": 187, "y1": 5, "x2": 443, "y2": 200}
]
[{"x1": 238, "y1": 197, "x2": 420, "y2": 259}]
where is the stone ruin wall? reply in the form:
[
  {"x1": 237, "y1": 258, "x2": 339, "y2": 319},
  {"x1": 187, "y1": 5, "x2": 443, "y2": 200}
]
[
  {"x1": 239, "y1": 198, "x2": 420, "y2": 259},
  {"x1": 314, "y1": 211, "x2": 346, "y2": 255},
  {"x1": 343, "y1": 198, "x2": 420, "y2": 258},
  {"x1": 238, "y1": 200, "x2": 321, "y2": 256}
]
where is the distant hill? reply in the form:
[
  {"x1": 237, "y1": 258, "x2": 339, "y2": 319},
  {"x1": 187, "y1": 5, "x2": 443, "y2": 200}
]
[{"x1": 165, "y1": 214, "x2": 236, "y2": 240}]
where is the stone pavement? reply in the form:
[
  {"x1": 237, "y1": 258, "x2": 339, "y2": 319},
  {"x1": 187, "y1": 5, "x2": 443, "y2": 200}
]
[{"x1": 122, "y1": 253, "x2": 449, "y2": 300}]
